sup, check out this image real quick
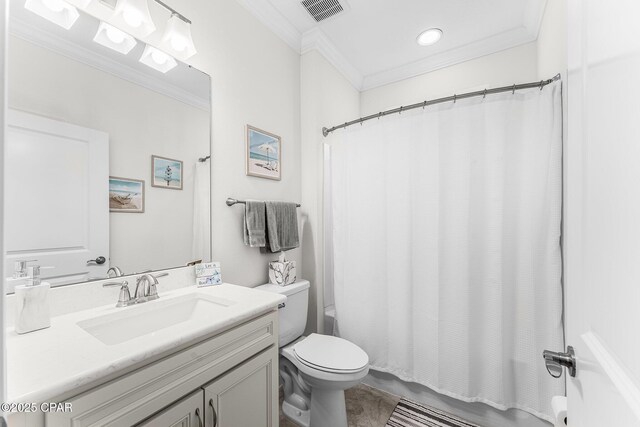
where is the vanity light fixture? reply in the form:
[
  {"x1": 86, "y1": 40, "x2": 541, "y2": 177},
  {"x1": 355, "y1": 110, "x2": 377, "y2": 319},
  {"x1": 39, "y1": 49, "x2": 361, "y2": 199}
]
[
  {"x1": 113, "y1": 0, "x2": 156, "y2": 38},
  {"x1": 417, "y1": 28, "x2": 443, "y2": 46},
  {"x1": 93, "y1": 21, "x2": 137, "y2": 54},
  {"x1": 24, "y1": 0, "x2": 80, "y2": 29},
  {"x1": 161, "y1": 13, "x2": 196, "y2": 60},
  {"x1": 139, "y1": 44, "x2": 177, "y2": 73}
]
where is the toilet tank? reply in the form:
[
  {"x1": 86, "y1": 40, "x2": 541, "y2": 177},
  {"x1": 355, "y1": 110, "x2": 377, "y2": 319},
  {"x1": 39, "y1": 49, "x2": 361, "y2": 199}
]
[{"x1": 255, "y1": 280, "x2": 310, "y2": 347}]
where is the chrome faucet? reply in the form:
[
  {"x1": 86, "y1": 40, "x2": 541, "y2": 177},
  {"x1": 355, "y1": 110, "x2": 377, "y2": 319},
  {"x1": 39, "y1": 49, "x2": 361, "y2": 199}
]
[
  {"x1": 134, "y1": 272, "x2": 168, "y2": 303},
  {"x1": 103, "y1": 272, "x2": 168, "y2": 307},
  {"x1": 107, "y1": 266, "x2": 124, "y2": 278},
  {"x1": 13, "y1": 260, "x2": 37, "y2": 278}
]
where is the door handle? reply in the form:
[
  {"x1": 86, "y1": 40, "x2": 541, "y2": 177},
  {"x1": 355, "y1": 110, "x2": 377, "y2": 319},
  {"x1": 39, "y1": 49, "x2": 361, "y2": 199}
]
[
  {"x1": 87, "y1": 256, "x2": 106, "y2": 265},
  {"x1": 209, "y1": 398, "x2": 217, "y2": 427},
  {"x1": 194, "y1": 408, "x2": 203, "y2": 427},
  {"x1": 543, "y1": 346, "x2": 576, "y2": 378}
]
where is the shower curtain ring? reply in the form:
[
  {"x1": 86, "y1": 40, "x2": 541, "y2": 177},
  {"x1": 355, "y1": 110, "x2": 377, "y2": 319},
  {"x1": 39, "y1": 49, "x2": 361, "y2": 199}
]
[
  {"x1": 539, "y1": 80, "x2": 544, "y2": 90},
  {"x1": 399, "y1": 106, "x2": 404, "y2": 114},
  {"x1": 378, "y1": 112, "x2": 382, "y2": 120},
  {"x1": 483, "y1": 89, "x2": 487, "y2": 99},
  {"x1": 423, "y1": 101, "x2": 427, "y2": 109},
  {"x1": 512, "y1": 84, "x2": 516, "y2": 94},
  {"x1": 453, "y1": 94, "x2": 457, "y2": 103},
  {"x1": 360, "y1": 118, "x2": 364, "y2": 126}
]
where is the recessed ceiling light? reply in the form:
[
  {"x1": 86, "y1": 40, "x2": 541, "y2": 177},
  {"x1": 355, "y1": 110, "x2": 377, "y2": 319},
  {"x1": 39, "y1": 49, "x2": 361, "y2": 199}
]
[{"x1": 417, "y1": 28, "x2": 443, "y2": 46}]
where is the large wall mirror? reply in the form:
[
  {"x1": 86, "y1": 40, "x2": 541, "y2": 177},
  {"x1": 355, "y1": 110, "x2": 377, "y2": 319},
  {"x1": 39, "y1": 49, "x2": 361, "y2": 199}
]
[{"x1": 4, "y1": 1, "x2": 211, "y2": 291}]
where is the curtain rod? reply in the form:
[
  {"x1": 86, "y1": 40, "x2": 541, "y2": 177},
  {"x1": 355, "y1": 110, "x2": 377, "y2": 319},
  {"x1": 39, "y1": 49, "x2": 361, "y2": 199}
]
[{"x1": 322, "y1": 74, "x2": 562, "y2": 137}]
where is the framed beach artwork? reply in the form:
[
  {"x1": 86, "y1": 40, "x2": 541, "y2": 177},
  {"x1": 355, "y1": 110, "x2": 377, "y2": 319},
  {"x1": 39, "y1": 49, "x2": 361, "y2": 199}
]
[
  {"x1": 152, "y1": 155, "x2": 183, "y2": 190},
  {"x1": 246, "y1": 125, "x2": 281, "y2": 180},
  {"x1": 109, "y1": 177, "x2": 145, "y2": 213}
]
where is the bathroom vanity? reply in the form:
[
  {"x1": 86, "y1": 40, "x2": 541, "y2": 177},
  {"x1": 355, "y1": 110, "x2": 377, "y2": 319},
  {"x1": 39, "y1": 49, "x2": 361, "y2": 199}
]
[{"x1": 6, "y1": 283, "x2": 286, "y2": 427}]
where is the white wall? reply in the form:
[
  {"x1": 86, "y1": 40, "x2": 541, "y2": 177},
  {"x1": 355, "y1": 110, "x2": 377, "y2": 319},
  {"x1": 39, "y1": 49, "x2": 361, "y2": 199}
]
[
  {"x1": 300, "y1": 50, "x2": 359, "y2": 334},
  {"x1": 8, "y1": 36, "x2": 209, "y2": 275},
  {"x1": 181, "y1": 0, "x2": 302, "y2": 287},
  {"x1": 0, "y1": 0, "x2": 6, "y2": 419},
  {"x1": 360, "y1": 42, "x2": 539, "y2": 116},
  {"x1": 537, "y1": 0, "x2": 567, "y2": 79}
]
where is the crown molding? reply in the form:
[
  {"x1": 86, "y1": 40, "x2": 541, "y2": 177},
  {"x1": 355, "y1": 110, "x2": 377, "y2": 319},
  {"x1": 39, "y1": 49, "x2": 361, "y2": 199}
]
[
  {"x1": 9, "y1": 18, "x2": 210, "y2": 111},
  {"x1": 361, "y1": 26, "x2": 539, "y2": 91},
  {"x1": 301, "y1": 28, "x2": 363, "y2": 90},
  {"x1": 235, "y1": 0, "x2": 302, "y2": 52},
  {"x1": 236, "y1": 0, "x2": 547, "y2": 93},
  {"x1": 524, "y1": 0, "x2": 548, "y2": 36}
]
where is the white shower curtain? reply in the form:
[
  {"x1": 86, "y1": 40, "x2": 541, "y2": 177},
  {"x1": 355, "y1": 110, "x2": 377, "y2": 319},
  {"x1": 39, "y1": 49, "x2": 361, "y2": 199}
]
[
  {"x1": 192, "y1": 161, "x2": 211, "y2": 261},
  {"x1": 328, "y1": 82, "x2": 564, "y2": 422}
]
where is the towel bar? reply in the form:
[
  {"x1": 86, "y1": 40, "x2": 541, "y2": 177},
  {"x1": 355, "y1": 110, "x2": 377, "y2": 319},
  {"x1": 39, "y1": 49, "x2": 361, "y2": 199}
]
[{"x1": 226, "y1": 198, "x2": 301, "y2": 207}]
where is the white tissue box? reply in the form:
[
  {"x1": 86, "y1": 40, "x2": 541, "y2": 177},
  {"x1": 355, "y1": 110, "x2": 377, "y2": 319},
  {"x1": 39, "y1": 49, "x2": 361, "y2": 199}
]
[{"x1": 269, "y1": 260, "x2": 296, "y2": 286}]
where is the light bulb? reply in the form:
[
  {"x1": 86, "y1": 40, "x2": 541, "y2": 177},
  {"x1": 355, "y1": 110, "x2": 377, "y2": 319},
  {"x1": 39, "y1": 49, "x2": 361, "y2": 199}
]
[
  {"x1": 123, "y1": 9, "x2": 143, "y2": 28},
  {"x1": 42, "y1": 0, "x2": 65, "y2": 12},
  {"x1": 171, "y1": 37, "x2": 187, "y2": 52},
  {"x1": 151, "y1": 50, "x2": 168, "y2": 65},
  {"x1": 106, "y1": 26, "x2": 125, "y2": 44}
]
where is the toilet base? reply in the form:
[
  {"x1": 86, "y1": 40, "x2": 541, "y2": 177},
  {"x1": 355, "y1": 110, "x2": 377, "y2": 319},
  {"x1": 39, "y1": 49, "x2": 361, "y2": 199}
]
[
  {"x1": 310, "y1": 388, "x2": 348, "y2": 427},
  {"x1": 282, "y1": 399, "x2": 310, "y2": 427}
]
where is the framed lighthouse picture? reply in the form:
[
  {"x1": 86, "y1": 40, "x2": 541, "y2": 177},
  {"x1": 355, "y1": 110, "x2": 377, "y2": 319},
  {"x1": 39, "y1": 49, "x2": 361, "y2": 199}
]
[{"x1": 151, "y1": 155, "x2": 183, "y2": 190}]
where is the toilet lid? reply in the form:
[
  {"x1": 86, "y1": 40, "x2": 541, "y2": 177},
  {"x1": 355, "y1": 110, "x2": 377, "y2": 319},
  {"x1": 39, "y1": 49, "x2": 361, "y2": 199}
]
[{"x1": 293, "y1": 334, "x2": 369, "y2": 373}]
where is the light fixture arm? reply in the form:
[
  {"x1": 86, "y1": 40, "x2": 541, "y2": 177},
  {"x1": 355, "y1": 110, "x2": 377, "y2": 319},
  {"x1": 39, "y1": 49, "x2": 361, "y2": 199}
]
[{"x1": 153, "y1": 0, "x2": 190, "y2": 24}]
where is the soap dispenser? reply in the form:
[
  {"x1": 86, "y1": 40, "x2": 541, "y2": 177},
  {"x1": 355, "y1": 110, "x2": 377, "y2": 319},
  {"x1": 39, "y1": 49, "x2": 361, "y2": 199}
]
[{"x1": 15, "y1": 265, "x2": 51, "y2": 334}]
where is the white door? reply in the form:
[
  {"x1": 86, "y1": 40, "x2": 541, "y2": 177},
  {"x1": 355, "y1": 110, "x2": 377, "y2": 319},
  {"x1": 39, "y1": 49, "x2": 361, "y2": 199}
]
[
  {"x1": 562, "y1": 1, "x2": 640, "y2": 425},
  {"x1": 5, "y1": 110, "x2": 109, "y2": 290}
]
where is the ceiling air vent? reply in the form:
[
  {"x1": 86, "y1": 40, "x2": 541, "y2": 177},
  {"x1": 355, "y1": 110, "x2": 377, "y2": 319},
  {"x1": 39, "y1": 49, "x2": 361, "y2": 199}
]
[{"x1": 301, "y1": 0, "x2": 345, "y2": 22}]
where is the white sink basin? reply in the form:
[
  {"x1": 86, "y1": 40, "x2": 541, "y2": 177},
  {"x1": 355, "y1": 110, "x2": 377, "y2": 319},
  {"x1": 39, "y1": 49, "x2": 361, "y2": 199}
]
[{"x1": 77, "y1": 293, "x2": 235, "y2": 345}]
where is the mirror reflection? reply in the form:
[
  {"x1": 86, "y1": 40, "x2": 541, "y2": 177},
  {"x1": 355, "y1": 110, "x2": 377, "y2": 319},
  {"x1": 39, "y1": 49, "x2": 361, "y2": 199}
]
[{"x1": 5, "y1": 3, "x2": 211, "y2": 291}]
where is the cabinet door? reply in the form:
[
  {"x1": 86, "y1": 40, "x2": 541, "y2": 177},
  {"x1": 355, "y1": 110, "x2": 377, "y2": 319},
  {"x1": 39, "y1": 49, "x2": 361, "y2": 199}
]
[
  {"x1": 204, "y1": 347, "x2": 278, "y2": 427},
  {"x1": 137, "y1": 391, "x2": 204, "y2": 427}
]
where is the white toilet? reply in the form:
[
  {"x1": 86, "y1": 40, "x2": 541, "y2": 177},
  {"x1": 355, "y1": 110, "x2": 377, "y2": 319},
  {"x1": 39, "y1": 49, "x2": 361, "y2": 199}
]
[{"x1": 256, "y1": 280, "x2": 369, "y2": 427}]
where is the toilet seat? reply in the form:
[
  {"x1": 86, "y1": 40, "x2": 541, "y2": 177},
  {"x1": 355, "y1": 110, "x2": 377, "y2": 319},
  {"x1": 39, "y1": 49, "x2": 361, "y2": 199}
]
[{"x1": 292, "y1": 333, "x2": 369, "y2": 374}]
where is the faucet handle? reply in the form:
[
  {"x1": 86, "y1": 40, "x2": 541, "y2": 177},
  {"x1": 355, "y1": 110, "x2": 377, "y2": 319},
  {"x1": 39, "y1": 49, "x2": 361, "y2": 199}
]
[
  {"x1": 103, "y1": 280, "x2": 132, "y2": 307},
  {"x1": 148, "y1": 272, "x2": 167, "y2": 300}
]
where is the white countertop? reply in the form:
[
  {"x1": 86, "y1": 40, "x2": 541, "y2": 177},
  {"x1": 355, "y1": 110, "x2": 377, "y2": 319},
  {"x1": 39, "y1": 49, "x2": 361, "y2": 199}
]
[{"x1": 6, "y1": 283, "x2": 286, "y2": 403}]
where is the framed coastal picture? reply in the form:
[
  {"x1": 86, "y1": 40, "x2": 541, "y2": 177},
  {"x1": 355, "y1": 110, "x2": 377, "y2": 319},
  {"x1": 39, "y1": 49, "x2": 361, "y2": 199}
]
[
  {"x1": 246, "y1": 125, "x2": 281, "y2": 180},
  {"x1": 109, "y1": 177, "x2": 145, "y2": 213},
  {"x1": 152, "y1": 155, "x2": 183, "y2": 190}
]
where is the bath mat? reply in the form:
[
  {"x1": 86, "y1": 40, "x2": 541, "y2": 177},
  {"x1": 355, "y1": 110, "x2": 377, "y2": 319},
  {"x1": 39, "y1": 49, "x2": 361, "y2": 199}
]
[{"x1": 386, "y1": 398, "x2": 482, "y2": 427}]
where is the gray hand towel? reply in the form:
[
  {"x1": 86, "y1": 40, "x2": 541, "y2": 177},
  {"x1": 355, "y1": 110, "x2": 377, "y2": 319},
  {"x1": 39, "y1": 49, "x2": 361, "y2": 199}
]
[
  {"x1": 243, "y1": 200, "x2": 266, "y2": 247},
  {"x1": 265, "y1": 201, "x2": 299, "y2": 252}
]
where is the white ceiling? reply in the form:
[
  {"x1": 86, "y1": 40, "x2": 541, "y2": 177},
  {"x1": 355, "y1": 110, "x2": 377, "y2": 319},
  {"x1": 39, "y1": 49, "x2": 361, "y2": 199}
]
[{"x1": 237, "y1": 0, "x2": 547, "y2": 91}]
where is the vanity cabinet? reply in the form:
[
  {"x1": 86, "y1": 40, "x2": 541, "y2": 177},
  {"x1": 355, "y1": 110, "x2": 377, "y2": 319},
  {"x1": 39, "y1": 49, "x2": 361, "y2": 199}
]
[
  {"x1": 204, "y1": 348, "x2": 276, "y2": 427},
  {"x1": 41, "y1": 311, "x2": 279, "y2": 427},
  {"x1": 137, "y1": 391, "x2": 204, "y2": 427}
]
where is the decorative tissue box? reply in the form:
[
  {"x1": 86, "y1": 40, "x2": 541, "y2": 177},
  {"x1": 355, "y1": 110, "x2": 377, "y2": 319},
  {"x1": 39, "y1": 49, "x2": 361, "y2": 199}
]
[
  {"x1": 195, "y1": 262, "x2": 222, "y2": 287},
  {"x1": 269, "y1": 253, "x2": 296, "y2": 286}
]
